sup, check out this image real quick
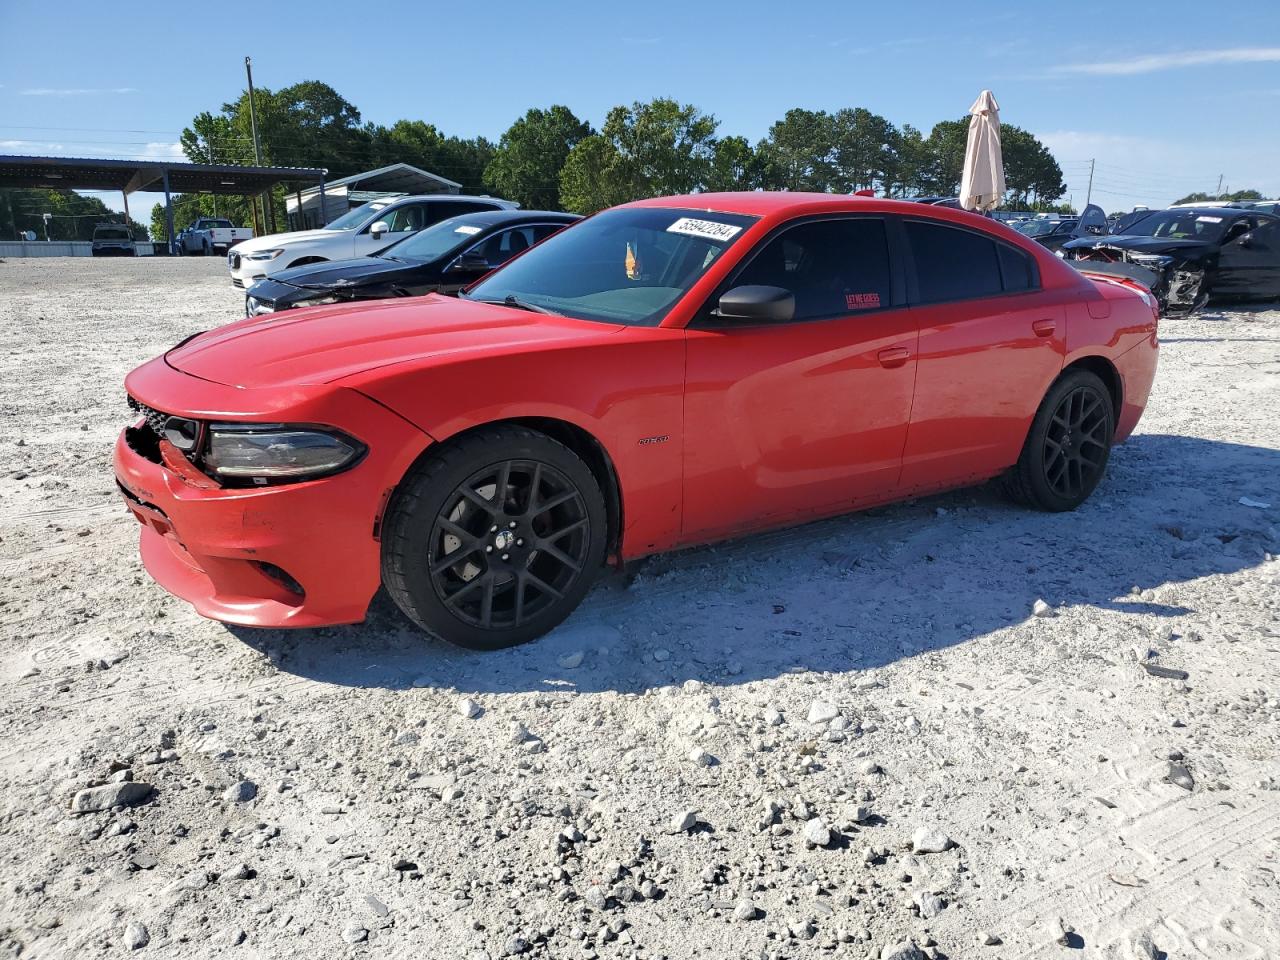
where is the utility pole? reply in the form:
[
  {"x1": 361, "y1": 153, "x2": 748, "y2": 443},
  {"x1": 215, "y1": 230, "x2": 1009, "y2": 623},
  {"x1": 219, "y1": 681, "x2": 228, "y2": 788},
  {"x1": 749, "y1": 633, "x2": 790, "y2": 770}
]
[
  {"x1": 1085, "y1": 158, "x2": 1095, "y2": 207},
  {"x1": 1216, "y1": 174, "x2": 1224, "y2": 197},
  {"x1": 244, "y1": 56, "x2": 271, "y2": 234}
]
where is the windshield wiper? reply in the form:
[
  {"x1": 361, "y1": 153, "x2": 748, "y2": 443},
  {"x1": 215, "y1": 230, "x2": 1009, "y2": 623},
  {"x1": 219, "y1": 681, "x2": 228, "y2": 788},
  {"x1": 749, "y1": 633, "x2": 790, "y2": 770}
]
[{"x1": 468, "y1": 295, "x2": 560, "y2": 316}]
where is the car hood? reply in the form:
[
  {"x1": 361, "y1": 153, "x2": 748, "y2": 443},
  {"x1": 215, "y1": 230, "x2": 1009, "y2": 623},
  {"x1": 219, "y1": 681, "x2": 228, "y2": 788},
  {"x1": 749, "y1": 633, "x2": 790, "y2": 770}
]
[
  {"x1": 165, "y1": 296, "x2": 624, "y2": 388},
  {"x1": 1063, "y1": 234, "x2": 1212, "y2": 255},
  {"x1": 270, "y1": 255, "x2": 423, "y2": 289},
  {"x1": 232, "y1": 228, "x2": 348, "y2": 253}
]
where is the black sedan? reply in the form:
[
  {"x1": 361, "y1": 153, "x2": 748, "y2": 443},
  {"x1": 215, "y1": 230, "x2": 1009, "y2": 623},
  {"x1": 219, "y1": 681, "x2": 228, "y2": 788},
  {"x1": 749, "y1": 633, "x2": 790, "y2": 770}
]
[
  {"x1": 1063, "y1": 206, "x2": 1280, "y2": 315},
  {"x1": 244, "y1": 210, "x2": 580, "y2": 315}
]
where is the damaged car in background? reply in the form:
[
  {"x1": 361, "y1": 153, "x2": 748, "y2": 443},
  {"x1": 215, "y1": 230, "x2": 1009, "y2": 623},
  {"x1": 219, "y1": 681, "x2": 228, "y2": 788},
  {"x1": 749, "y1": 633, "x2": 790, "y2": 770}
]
[{"x1": 1063, "y1": 206, "x2": 1280, "y2": 315}]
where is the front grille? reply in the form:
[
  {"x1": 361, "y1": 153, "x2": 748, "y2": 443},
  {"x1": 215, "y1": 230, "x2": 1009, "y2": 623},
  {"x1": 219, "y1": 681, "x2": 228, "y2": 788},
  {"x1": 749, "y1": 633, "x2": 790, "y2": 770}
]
[{"x1": 128, "y1": 396, "x2": 169, "y2": 435}]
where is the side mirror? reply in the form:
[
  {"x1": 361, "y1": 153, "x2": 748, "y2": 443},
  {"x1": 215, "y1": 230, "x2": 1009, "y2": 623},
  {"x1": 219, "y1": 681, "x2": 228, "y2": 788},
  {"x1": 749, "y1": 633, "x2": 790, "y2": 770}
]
[
  {"x1": 716, "y1": 285, "x2": 795, "y2": 323},
  {"x1": 447, "y1": 251, "x2": 491, "y2": 275},
  {"x1": 1235, "y1": 232, "x2": 1253, "y2": 248},
  {"x1": 369, "y1": 220, "x2": 389, "y2": 240}
]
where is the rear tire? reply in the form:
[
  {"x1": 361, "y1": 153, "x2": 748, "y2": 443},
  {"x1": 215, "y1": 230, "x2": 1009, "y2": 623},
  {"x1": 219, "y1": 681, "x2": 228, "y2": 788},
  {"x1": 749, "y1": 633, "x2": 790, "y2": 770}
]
[
  {"x1": 1003, "y1": 368, "x2": 1114, "y2": 512},
  {"x1": 381, "y1": 426, "x2": 608, "y2": 650}
]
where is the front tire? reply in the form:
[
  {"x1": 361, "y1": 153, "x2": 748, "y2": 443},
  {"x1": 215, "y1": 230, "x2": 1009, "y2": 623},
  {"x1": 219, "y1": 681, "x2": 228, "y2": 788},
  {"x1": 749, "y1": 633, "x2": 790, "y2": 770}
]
[
  {"x1": 381, "y1": 426, "x2": 608, "y2": 650},
  {"x1": 1003, "y1": 369, "x2": 1114, "y2": 512}
]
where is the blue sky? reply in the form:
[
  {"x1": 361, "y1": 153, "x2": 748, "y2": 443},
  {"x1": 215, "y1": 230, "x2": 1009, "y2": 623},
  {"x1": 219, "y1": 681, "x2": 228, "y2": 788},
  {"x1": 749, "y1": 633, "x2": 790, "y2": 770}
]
[{"x1": 2, "y1": 0, "x2": 1277, "y2": 214}]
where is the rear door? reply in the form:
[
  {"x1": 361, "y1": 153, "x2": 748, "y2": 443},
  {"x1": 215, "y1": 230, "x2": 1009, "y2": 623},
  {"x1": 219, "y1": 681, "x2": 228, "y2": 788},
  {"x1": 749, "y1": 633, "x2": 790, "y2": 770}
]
[
  {"x1": 1214, "y1": 217, "x2": 1280, "y2": 299},
  {"x1": 681, "y1": 215, "x2": 919, "y2": 541},
  {"x1": 899, "y1": 219, "x2": 1065, "y2": 491}
]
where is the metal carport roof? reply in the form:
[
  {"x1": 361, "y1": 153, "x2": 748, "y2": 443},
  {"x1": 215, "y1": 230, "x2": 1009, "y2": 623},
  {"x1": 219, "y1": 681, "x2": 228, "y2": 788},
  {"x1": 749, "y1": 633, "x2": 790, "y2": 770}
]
[
  {"x1": 0, "y1": 154, "x2": 326, "y2": 195},
  {"x1": 0, "y1": 154, "x2": 328, "y2": 252}
]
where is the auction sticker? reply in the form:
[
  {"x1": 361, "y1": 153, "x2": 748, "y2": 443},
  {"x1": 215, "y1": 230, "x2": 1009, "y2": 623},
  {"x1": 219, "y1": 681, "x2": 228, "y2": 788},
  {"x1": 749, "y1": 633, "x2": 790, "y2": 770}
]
[
  {"x1": 454, "y1": 225, "x2": 484, "y2": 235},
  {"x1": 1196, "y1": 216, "x2": 1223, "y2": 223},
  {"x1": 666, "y1": 217, "x2": 743, "y2": 242}
]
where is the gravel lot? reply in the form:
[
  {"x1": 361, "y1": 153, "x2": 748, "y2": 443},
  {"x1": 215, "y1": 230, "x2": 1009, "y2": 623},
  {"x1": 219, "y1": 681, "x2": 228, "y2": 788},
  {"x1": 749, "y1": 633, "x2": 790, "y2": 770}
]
[{"x1": 1, "y1": 257, "x2": 1278, "y2": 960}]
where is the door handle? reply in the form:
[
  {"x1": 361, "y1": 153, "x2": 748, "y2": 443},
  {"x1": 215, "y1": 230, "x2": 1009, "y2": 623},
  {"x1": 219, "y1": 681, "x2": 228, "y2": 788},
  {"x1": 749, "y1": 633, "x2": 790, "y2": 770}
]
[
  {"x1": 876, "y1": 346, "x2": 911, "y2": 368},
  {"x1": 1032, "y1": 319, "x2": 1056, "y2": 338}
]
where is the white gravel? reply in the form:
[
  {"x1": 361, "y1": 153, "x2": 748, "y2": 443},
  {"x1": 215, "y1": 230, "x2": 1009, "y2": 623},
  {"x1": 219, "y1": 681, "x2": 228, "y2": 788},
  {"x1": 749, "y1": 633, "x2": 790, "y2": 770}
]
[{"x1": 1, "y1": 257, "x2": 1279, "y2": 958}]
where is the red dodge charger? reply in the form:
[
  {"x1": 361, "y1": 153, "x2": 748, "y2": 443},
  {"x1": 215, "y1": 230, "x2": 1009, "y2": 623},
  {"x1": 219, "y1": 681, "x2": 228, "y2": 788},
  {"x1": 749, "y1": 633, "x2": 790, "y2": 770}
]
[{"x1": 115, "y1": 193, "x2": 1159, "y2": 649}]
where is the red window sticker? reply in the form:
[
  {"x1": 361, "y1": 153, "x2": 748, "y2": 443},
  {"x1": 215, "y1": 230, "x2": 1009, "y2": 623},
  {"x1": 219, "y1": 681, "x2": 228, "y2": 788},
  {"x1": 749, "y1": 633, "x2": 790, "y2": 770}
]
[{"x1": 845, "y1": 292, "x2": 881, "y2": 310}]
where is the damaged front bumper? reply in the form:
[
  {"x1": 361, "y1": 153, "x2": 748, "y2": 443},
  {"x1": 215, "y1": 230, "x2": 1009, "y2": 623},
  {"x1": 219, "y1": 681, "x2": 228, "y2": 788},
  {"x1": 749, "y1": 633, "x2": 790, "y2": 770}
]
[{"x1": 1067, "y1": 246, "x2": 1206, "y2": 316}]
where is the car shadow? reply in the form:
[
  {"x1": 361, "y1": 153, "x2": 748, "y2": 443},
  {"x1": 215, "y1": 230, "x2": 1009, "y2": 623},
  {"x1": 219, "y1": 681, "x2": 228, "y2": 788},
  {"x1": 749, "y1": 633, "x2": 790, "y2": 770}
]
[{"x1": 229, "y1": 434, "x2": 1277, "y2": 695}]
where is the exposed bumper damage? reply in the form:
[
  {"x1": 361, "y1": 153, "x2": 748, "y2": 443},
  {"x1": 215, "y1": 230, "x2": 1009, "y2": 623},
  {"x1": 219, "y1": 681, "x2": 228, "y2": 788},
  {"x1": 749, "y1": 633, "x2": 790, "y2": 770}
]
[{"x1": 1068, "y1": 245, "x2": 1207, "y2": 316}]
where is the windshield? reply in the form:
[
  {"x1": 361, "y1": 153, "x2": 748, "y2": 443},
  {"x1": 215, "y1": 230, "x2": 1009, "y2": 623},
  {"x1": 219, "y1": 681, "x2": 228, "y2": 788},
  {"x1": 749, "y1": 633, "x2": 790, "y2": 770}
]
[
  {"x1": 1119, "y1": 210, "x2": 1231, "y2": 241},
  {"x1": 381, "y1": 215, "x2": 491, "y2": 262},
  {"x1": 204, "y1": 219, "x2": 233, "y2": 229},
  {"x1": 323, "y1": 199, "x2": 393, "y2": 231},
  {"x1": 95, "y1": 228, "x2": 130, "y2": 240},
  {"x1": 464, "y1": 207, "x2": 758, "y2": 326}
]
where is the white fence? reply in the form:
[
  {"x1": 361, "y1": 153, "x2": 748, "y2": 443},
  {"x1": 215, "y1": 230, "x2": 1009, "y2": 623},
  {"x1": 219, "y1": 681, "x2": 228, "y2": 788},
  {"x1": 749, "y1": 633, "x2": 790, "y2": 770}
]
[{"x1": 0, "y1": 241, "x2": 163, "y2": 258}]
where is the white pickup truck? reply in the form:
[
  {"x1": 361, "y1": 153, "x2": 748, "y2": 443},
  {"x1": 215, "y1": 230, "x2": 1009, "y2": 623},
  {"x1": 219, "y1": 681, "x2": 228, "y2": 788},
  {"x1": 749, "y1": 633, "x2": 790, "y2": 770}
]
[
  {"x1": 177, "y1": 218, "x2": 254, "y2": 256},
  {"x1": 226, "y1": 194, "x2": 517, "y2": 287}
]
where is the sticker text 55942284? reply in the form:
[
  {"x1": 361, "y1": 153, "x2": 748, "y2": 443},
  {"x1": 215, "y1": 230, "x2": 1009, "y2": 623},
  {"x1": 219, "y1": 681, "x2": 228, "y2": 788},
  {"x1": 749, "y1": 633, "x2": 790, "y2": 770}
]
[{"x1": 666, "y1": 217, "x2": 744, "y2": 243}]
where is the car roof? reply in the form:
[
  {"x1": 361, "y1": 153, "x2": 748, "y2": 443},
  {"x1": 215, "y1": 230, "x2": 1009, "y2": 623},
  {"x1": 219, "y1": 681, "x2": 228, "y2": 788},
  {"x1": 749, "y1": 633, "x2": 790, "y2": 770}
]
[
  {"x1": 443, "y1": 209, "x2": 580, "y2": 228},
  {"x1": 625, "y1": 191, "x2": 987, "y2": 217},
  {"x1": 1168, "y1": 206, "x2": 1255, "y2": 217}
]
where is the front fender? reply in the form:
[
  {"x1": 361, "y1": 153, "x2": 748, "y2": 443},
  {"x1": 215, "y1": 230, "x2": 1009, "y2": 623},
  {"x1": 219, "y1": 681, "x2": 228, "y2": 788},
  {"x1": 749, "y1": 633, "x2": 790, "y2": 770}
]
[{"x1": 341, "y1": 331, "x2": 688, "y2": 559}]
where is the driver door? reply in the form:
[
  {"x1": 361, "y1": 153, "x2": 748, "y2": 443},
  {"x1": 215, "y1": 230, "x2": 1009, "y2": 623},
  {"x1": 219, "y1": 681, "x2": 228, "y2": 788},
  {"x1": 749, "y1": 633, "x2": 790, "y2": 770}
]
[
  {"x1": 1214, "y1": 218, "x2": 1280, "y2": 299},
  {"x1": 680, "y1": 216, "x2": 918, "y2": 543}
]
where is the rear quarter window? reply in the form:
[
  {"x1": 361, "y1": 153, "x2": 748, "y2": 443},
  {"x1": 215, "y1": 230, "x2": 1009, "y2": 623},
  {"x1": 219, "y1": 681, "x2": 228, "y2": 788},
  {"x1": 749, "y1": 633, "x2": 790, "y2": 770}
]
[
  {"x1": 906, "y1": 220, "x2": 1036, "y2": 302},
  {"x1": 996, "y1": 242, "x2": 1038, "y2": 292}
]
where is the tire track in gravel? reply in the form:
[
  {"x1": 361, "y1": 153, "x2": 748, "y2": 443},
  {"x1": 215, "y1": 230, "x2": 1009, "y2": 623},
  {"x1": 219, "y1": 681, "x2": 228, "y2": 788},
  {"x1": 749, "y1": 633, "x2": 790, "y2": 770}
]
[{"x1": 999, "y1": 796, "x2": 1280, "y2": 957}]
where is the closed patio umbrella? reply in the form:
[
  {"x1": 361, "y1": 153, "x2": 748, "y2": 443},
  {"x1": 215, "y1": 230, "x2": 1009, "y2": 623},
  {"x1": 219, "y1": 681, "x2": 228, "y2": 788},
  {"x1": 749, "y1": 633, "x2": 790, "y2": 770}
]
[{"x1": 959, "y1": 90, "x2": 1005, "y2": 212}]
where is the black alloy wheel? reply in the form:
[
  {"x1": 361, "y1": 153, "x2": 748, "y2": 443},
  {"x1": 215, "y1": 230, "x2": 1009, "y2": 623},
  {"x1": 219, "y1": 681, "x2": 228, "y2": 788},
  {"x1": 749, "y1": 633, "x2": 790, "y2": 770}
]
[
  {"x1": 382, "y1": 425, "x2": 607, "y2": 649},
  {"x1": 1004, "y1": 368, "x2": 1115, "y2": 512},
  {"x1": 429, "y1": 458, "x2": 589, "y2": 630},
  {"x1": 1041, "y1": 383, "x2": 1111, "y2": 501}
]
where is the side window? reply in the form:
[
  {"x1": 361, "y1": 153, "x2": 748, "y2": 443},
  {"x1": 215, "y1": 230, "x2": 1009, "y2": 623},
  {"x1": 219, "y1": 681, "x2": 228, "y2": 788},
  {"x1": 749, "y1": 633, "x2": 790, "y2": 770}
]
[
  {"x1": 996, "y1": 242, "x2": 1038, "y2": 293},
  {"x1": 380, "y1": 203, "x2": 428, "y2": 233},
  {"x1": 531, "y1": 223, "x2": 564, "y2": 243},
  {"x1": 732, "y1": 218, "x2": 892, "y2": 322},
  {"x1": 473, "y1": 227, "x2": 536, "y2": 266},
  {"x1": 431, "y1": 201, "x2": 495, "y2": 222},
  {"x1": 906, "y1": 220, "x2": 1003, "y2": 303}
]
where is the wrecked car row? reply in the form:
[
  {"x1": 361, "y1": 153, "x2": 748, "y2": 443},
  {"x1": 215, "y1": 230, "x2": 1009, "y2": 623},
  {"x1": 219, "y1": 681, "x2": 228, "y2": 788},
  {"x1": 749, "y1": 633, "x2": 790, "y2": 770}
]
[{"x1": 1061, "y1": 206, "x2": 1280, "y2": 316}]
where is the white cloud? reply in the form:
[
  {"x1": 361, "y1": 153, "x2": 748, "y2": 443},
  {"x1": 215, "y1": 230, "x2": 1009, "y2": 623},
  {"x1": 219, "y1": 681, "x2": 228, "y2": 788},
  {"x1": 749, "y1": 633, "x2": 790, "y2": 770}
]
[
  {"x1": 20, "y1": 87, "x2": 137, "y2": 96},
  {"x1": 140, "y1": 142, "x2": 184, "y2": 159},
  {"x1": 1054, "y1": 47, "x2": 1280, "y2": 76}
]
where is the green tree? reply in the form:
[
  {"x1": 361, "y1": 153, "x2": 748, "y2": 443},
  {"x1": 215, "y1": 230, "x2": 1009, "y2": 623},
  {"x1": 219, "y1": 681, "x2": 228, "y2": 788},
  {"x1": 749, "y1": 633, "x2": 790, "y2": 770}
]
[
  {"x1": 484, "y1": 106, "x2": 592, "y2": 209},
  {"x1": 558, "y1": 135, "x2": 628, "y2": 214},
  {"x1": 920, "y1": 118, "x2": 968, "y2": 195},
  {"x1": 831, "y1": 107, "x2": 899, "y2": 193},
  {"x1": 560, "y1": 98, "x2": 719, "y2": 213},
  {"x1": 885, "y1": 124, "x2": 925, "y2": 197},
  {"x1": 706, "y1": 135, "x2": 760, "y2": 192},
  {"x1": 1001, "y1": 124, "x2": 1066, "y2": 207},
  {"x1": 1172, "y1": 188, "x2": 1262, "y2": 205},
  {"x1": 756, "y1": 109, "x2": 838, "y2": 192}
]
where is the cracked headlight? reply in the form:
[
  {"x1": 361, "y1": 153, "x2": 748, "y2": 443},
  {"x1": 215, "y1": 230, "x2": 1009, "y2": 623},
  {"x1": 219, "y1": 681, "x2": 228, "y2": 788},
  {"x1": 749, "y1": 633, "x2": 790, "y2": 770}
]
[
  {"x1": 204, "y1": 425, "x2": 365, "y2": 485},
  {"x1": 1127, "y1": 253, "x2": 1173, "y2": 267}
]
